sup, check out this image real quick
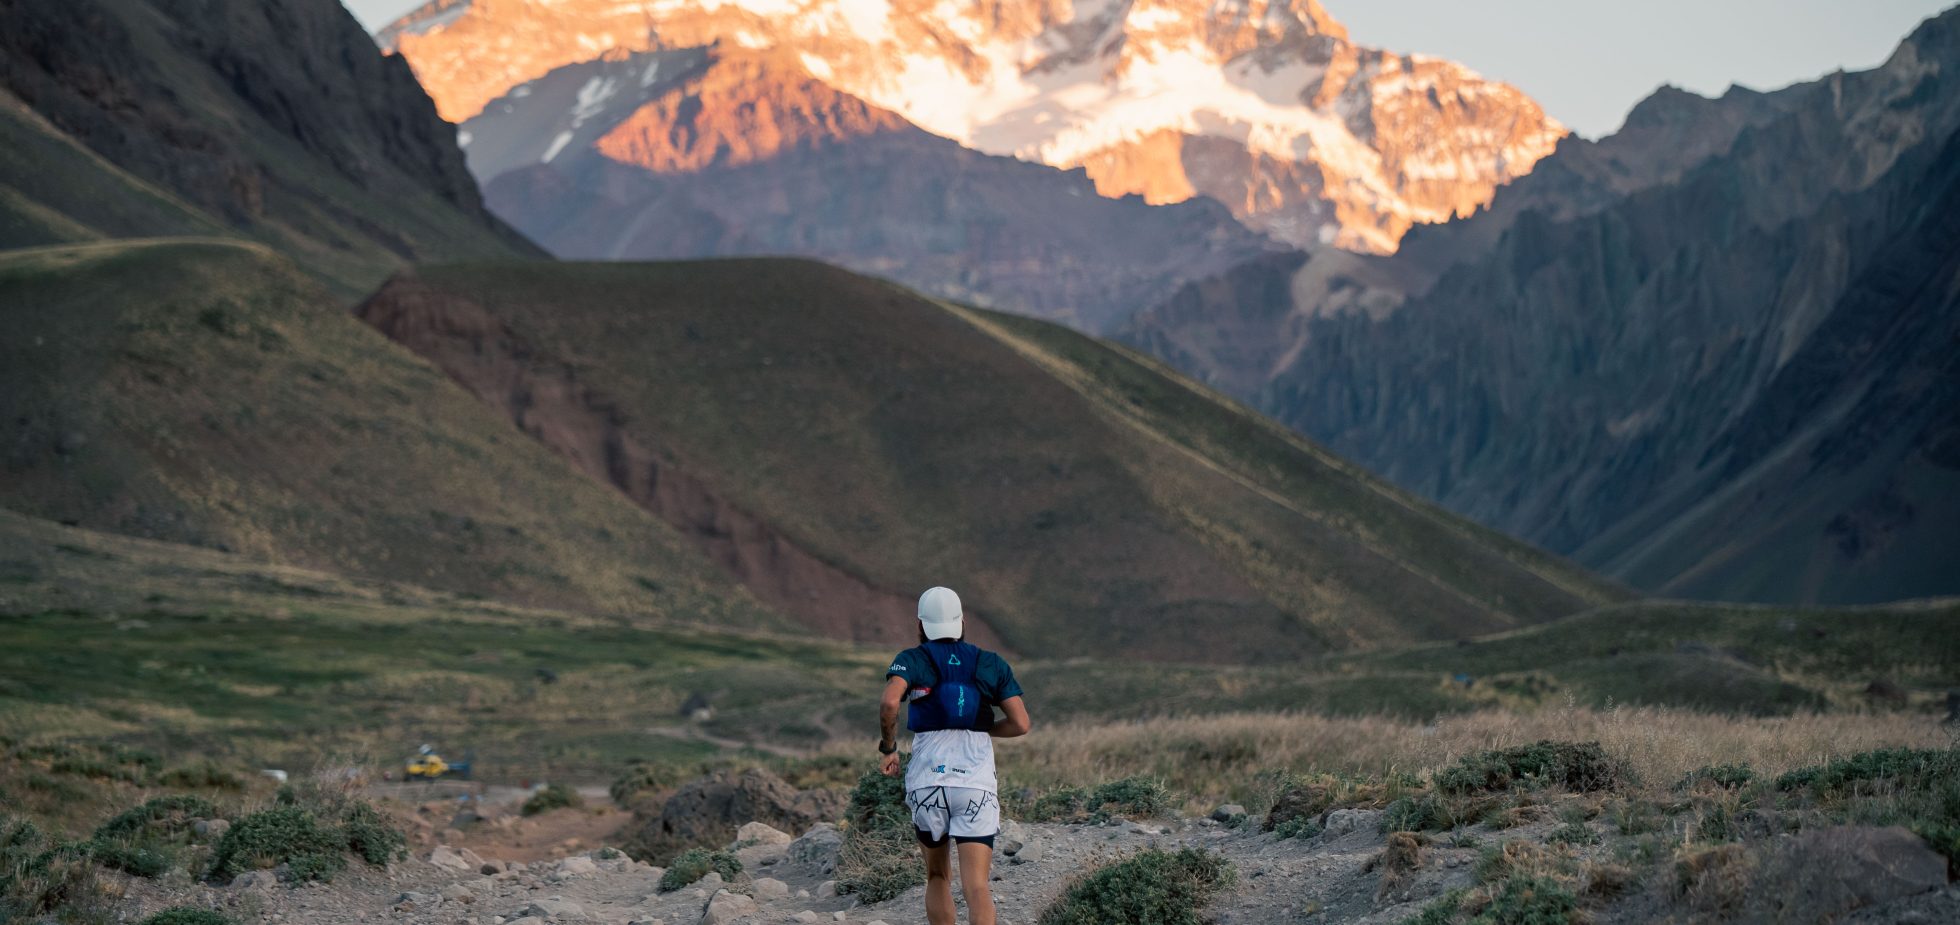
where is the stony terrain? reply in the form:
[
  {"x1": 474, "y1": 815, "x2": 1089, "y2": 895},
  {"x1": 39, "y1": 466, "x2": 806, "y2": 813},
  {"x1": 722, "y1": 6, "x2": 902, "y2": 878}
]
[{"x1": 113, "y1": 802, "x2": 1958, "y2": 925}]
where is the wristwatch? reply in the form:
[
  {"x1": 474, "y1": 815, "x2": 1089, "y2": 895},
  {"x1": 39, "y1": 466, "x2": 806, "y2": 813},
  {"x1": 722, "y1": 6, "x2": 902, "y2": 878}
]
[{"x1": 878, "y1": 739, "x2": 897, "y2": 755}]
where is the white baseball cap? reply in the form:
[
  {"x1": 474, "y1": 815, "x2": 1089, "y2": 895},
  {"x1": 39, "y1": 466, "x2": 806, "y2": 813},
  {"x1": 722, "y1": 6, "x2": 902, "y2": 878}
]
[{"x1": 917, "y1": 586, "x2": 963, "y2": 640}]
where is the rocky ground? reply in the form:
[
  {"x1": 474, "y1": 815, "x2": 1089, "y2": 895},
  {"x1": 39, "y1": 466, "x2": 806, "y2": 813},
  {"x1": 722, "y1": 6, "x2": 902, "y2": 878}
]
[{"x1": 112, "y1": 799, "x2": 1959, "y2": 925}]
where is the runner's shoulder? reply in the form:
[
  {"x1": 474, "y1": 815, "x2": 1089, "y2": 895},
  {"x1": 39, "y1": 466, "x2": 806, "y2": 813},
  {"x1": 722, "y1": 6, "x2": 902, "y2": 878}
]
[{"x1": 886, "y1": 645, "x2": 928, "y2": 679}]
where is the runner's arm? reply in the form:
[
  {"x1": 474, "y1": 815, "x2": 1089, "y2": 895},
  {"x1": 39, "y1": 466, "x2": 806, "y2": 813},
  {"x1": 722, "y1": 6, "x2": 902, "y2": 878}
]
[
  {"x1": 879, "y1": 675, "x2": 908, "y2": 751},
  {"x1": 989, "y1": 695, "x2": 1030, "y2": 738}
]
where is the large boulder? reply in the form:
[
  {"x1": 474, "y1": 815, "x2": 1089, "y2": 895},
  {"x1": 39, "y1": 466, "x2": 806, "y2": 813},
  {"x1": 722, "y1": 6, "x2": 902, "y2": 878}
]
[{"x1": 628, "y1": 768, "x2": 845, "y2": 864}]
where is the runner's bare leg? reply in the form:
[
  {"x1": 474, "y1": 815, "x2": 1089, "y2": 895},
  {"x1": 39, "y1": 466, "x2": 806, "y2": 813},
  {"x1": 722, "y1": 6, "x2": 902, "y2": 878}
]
[
  {"x1": 923, "y1": 841, "x2": 955, "y2": 925},
  {"x1": 958, "y1": 841, "x2": 995, "y2": 925}
]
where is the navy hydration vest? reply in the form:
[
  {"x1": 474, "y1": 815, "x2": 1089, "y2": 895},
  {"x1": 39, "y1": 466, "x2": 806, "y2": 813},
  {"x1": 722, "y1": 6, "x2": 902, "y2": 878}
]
[{"x1": 906, "y1": 640, "x2": 986, "y2": 732}]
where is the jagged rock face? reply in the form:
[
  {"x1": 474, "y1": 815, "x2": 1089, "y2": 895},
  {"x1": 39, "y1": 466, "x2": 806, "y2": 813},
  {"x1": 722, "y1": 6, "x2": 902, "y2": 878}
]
[
  {"x1": 383, "y1": 0, "x2": 1564, "y2": 251},
  {"x1": 462, "y1": 48, "x2": 1279, "y2": 330},
  {"x1": 1124, "y1": 9, "x2": 1960, "y2": 605},
  {"x1": 0, "y1": 0, "x2": 533, "y2": 292}
]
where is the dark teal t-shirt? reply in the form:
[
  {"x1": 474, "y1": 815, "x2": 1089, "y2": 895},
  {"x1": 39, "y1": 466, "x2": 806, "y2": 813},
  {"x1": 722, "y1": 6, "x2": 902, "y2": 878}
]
[{"x1": 886, "y1": 646, "x2": 1023, "y2": 704}]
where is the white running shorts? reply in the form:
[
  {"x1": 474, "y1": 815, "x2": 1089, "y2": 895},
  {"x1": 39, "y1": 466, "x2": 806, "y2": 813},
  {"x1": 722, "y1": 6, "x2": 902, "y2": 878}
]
[{"x1": 907, "y1": 785, "x2": 1000, "y2": 847}]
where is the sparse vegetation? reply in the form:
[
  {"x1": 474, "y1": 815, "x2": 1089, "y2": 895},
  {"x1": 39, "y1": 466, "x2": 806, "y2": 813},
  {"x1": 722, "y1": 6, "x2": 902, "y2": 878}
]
[
  {"x1": 522, "y1": 783, "x2": 583, "y2": 816},
  {"x1": 204, "y1": 784, "x2": 404, "y2": 884},
  {"x1": 1435, "y1": 741, "x2": 1628, "y2": 795},
  {"x1": 836, "y1": 762, "x2": 923, "y2": 903},
  {"x1": 1037, "y1": 848, "x2": 1235, "y2": 925},
  {"x1": 656, "y1": 848, "x2": 742, "y2": 893},
  {"x1": 138, "y1": 908, "x2": 234, "y2": 925}
]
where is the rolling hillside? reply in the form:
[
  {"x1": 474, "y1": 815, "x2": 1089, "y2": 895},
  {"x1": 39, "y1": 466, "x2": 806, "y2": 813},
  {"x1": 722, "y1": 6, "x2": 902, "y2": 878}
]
[
  {"x1": 0, "y1": 239, "x2": 779, "y2": 626},
  {"x1": 358, "y1": 259, "x2": 1623, "y2": 662}
]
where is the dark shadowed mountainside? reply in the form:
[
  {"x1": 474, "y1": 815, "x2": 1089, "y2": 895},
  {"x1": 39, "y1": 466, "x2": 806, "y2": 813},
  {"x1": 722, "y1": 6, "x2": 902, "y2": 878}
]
[
  {"x1": 0, "y1": 0, "x2": 537, "y2": 296},
  {"x1": 1121, "y1": 8, "x2": 1960, "y2": 605}
]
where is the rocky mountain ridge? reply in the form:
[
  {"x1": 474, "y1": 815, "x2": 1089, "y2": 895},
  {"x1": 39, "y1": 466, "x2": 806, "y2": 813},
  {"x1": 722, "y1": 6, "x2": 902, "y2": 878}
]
[
  {"x1": 382, "y1": 0, "x2": 1565, "y2": 252},
  {"x1": 1121, "y1": 8, "x2": 1960, "y2": 604},
  {"x1": 462, "y1": 45, "x2": 1281, "y2": 330}
]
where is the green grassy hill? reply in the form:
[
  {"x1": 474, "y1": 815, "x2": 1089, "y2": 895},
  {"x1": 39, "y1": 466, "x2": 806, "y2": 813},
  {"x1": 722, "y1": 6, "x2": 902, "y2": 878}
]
[
  {"x1": 0, "y1": 239, "x2": 780, "y2": 625},
  {"x1": 360, "y1": 259, "x2": 1624, "y2": 662}
]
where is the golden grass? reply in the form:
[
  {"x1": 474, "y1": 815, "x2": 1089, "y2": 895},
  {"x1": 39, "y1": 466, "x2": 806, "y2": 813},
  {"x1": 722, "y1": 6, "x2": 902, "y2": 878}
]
[{"x1": 993, "y1": 705, "x2": 1956, "y2": 808}]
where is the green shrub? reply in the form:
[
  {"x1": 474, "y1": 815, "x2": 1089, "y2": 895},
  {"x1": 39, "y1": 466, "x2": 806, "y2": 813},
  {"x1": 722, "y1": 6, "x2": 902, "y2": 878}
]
[
  {"x1": 1272, "y1": 816, "x2": 1320, "y2": 839},
  {"x1": 337, "y1": 802, "x2": 407, "y2": 866},
  {"x1": 1400, "y1": 890, "x2": 1466, "y2": 925},
  {"x1": 1028, "y1": 787, "x2": 1089, "y2": 823},
  {"x1": 2, "y1": 816, "x2": 112, "y2": 923},
  {"x1": 158, "y1": 762, "x2": 247, "y2": 790},
  {"x1": 1545, "y1": 823, "x2": 1599, "y2": 847},
  {"x1": 94, "y1": 795, "x2": 218, "y2": 841},
  {"x1": 522, "y1": 783, "x2": 582, "y2": 816},
  {"x1": 1039, "y1": 849, "x2": 1235, "y2": 925},
  {"x1": 208, "y1": 806, "x2": 345, "y2": 882},
  {"x1": 204, "y1": 787, "x2": 406, "y2": 884},
  {"x1": 1435, "y1": 741, "x2": 1628, "y2": 795},
  {"x1": 1026, "y1": 777, "x2": 1173, "y2": 824},
  {"x1": 609, "y1": 763, "x2": 680, "y2": 806},
  {"x1": 1472, "y1": 875, "x2": 1578, "y2": 925},
  {"x1": 845, "y1": 762, "x2": 911, "y2": 832},
  {"x1": 657, "y1": 848, "x2": 742, "y2": 892},
  {"x1": 1088, "y1": 777, "x2": 1173, "y2": 820},
  {"x1": 1383, "y1": 795, "x2": 1459, "y2": 833},
  {"x1": 139, "y1": 908, "x2": 234, "y2": 925},
  {"x1": 1774, "y1": 748, "x2": 1960, "y2": 794},
  {"x1": 86, "y1": 840, "x2": 171, "y2": 878}
]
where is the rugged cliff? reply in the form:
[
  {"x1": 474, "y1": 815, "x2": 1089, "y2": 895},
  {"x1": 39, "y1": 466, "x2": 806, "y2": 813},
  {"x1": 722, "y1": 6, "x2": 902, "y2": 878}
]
[{"x1": 1124, "y1": 9, "x2": 1960, "y2": 604}]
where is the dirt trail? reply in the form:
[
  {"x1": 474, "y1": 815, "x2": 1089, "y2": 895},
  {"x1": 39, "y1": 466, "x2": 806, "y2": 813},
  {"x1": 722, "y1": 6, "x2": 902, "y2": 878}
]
[{"x1": 112, "y1": 806, "x2": 1960, "y2": 925}]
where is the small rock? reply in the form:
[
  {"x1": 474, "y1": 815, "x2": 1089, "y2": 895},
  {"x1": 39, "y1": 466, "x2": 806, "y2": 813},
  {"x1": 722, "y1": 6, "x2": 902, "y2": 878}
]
[
  {"x1": 193, "y1": 818, "x2": 232, "y2": 840},
  {"x1": 439, "y1": 884, "x2": 476, "y2": 904},
  {"x1": 481, "y1": 860, "x2": 509, "y2": 875},
  {"x1": 395, "y1": 890, "x2": 439, "y2": 907},
  {"x1": 698, "y1": 872, "x2": 723, "y2": 889},
  {"x1": 752, "y1": 877, "x2": 790, "y2": 900},
  {"x1": 506, "y1": 918, "x2": 546, "y2": 925},
  {"x1": 431, "y1": 845, "x2": 477, "y2": 872},
  {"x1": 701, "y1": 890, "x2": 758, "y2": 925},
  {"x1": 231, "y1": 870, "x2": 279, "y2": 890},
  {"x1": 792, "y1": 913, "x2": 820, "y2": 924},
  {"x1": 795, "y1": 889, "x2": 809, "y2": 899},
  {"x1": 524, "y1": 898, "x2": 585, "y2": 919},
  {"x1": 735, "y1": 821, "x2": 793, "y2": 846},
  {"x1": 1210, "y1": 804, "x2": 1247, "y2": 822},
  {"x1": 814, "y1": 880, "x2": 836, "y2": 898},
  {"x1": 557, "y1": 856, "x2": 601, "y2": 877},
  {"x1": 831, "y1": 914, "x2": 847, "y2": 922}
]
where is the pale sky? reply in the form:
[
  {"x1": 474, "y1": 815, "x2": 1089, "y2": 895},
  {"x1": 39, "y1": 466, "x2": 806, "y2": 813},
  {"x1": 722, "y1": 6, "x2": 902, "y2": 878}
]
[{"x1": 341, "y1": 0, "x2": 1955, "y2": 137}]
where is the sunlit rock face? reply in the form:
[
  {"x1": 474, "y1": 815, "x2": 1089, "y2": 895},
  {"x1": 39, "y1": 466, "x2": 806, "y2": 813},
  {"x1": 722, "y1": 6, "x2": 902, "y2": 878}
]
[{"x1": 382, "y1": 0, "x2": 1565, "y2": 252}]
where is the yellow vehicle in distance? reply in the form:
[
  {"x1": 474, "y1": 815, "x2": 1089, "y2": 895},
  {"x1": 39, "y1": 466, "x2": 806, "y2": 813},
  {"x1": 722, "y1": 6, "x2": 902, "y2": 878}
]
[{"x1": 404, "y1": 745, "x2": 472, "y2": 780}]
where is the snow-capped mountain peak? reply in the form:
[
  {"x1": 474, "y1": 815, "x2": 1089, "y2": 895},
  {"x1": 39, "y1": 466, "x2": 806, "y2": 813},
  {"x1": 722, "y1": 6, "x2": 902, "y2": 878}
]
[{"x1": 385, "y1": 0, "x2": 1564, "y2": 251}]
